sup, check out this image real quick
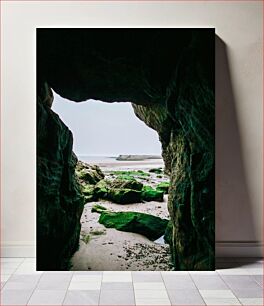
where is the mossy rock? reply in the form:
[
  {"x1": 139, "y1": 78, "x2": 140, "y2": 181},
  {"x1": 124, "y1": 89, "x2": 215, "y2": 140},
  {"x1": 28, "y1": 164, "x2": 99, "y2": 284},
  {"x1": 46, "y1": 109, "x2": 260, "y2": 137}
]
[
  {"x1": 116, "y1": 174, "x2": 136, "y2": 181},
  {"x1": 94, "y1": 180, "x2": 110, "y2": 199},
  {"x1": 76, "y1": 161, "x2": 104, "y2": 185},
  {"x1": 108, "y1": 188, "x2": 141, "y2": 204},
  {"x1": 141, "y1": 186, "x2": 164, "y2": 202},
  {"x1": 156, "y1": 182, "x2": 170, "y2": 194},
  {"x1": 82, "y1": 184, "x2": 97, "y2": 202},
  {"x1": 149, "y1": 167, "x2": 163, "y2": 174},
  {"x1": 110, "y1": 178, "x2": 143, "y2": 191},
  {"x1": 99, "y1": 211, "x2": 169, "y2": 240}
]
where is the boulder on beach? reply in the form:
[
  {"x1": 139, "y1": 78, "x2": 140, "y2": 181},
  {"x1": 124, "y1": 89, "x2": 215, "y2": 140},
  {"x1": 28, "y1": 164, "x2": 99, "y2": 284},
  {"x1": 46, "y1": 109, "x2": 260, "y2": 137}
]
[
  {"x1": 94, "y1": 178, "x2": 143, "y2": 204},
  {"x1": 110, "y1": 178, "x2": 143, "y2": 191},
  {"x1": 76, "y1": 161, "x2": 104, "y2": 185},
  {"x1": 141, "y1": 186, "x2": 164, "y2": 202},
  {"x1": 99, "y1": 211, "x2": 169, "y2": 240},
  {"x1": 108, "y1": 188, "x2": 142, "y2": 204}
]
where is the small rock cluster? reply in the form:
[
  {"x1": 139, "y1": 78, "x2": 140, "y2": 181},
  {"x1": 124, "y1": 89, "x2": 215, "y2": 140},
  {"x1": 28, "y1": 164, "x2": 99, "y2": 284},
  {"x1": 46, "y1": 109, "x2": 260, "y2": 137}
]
[{"x1": 76, "y1": 161, "x2": 170, "y2": 205}]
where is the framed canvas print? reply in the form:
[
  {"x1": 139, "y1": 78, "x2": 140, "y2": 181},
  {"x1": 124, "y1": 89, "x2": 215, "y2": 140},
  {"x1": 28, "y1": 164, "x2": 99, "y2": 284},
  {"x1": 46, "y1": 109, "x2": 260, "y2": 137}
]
[{"x1": 37, "y1": 28, "x2": 215, "y2": 271}]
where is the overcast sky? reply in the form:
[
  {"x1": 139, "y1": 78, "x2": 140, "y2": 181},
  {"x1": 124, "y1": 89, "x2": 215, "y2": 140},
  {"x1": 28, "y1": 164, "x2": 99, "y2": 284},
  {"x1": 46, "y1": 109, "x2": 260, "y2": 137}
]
[{"x1": 52, "y1": 92, "x2": 161, "y2": 156}]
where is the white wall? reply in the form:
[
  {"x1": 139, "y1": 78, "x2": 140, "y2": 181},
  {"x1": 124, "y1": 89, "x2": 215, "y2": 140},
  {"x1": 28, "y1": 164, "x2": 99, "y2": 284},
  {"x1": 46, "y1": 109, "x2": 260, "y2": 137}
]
[{"x1": 1, "y1": 1, "x2": 262, "y2": 257}]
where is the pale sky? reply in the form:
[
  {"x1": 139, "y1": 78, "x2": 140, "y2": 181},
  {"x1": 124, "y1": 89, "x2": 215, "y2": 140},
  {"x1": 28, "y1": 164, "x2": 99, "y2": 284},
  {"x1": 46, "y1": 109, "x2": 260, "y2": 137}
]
[{"x1": 52, "y1": 92, "x2": 161, "y2": 156}]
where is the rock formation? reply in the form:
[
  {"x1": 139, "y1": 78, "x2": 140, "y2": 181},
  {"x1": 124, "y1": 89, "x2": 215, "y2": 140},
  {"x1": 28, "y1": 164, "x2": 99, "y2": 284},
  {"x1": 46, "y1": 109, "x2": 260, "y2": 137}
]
[
  {"x1": 37, "y1": 29, "x2": 215, "y2": 270},
  {"x1": 37, "y1": 99, "x2": 84, "y2": 270}
]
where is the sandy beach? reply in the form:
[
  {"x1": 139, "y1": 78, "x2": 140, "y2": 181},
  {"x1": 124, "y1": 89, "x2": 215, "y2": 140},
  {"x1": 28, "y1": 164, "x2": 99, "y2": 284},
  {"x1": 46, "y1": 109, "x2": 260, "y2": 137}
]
[{"x1": 71, "y1": 159, "x2": 173, "y2": 271}]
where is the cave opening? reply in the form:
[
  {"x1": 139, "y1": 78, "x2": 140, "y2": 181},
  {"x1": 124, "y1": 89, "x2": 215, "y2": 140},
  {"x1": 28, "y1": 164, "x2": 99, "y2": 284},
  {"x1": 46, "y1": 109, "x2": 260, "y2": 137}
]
[{"x1": 51, "y1": 90, "x2": 172, "y2": 271}]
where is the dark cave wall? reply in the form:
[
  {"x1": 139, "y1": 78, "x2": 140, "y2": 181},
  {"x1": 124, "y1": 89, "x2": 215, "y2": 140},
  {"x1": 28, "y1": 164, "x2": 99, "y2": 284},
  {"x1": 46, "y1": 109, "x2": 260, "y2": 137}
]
[
  {"x1": 37, "y1": 86, "x2": 84, "y2": 270},
  {"x1": 37, "y1": 28, "x2": 215, "y2": 270}
]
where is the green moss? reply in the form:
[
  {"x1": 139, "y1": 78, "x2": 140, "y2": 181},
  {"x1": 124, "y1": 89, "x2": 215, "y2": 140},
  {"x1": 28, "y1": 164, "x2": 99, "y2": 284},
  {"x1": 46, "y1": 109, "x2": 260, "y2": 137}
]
[
  {"x1": 110, "y1": 178, "x2": 143, "y2": 191},
  {"x1": 82, "y1": 184, "x2": 97, "y2": 202},
  {"x1": 108, "y1": 188, "x2": 141, "y2": 204},
  {"x1": 156, "y1": 182, "x2": 170, "y2": 194},
  {"x1": 99, "y1": 211, "x2": 169, "y2": 240},
  {"x1": 91, "y1": 204, "x2": 108, "y2": 213},
  {"x1": 141, "y1": 186, "x2": 164, "y2": 202},
  {"x1": 111, "y1": 170, "x2": 150, "y2": 177}
]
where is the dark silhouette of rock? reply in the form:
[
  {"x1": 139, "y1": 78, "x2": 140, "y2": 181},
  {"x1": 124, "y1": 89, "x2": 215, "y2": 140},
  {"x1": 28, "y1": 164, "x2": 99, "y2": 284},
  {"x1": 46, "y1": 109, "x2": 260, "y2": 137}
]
[{"x1": 37, "y1": 101, "x2": 84, "y2": 270}]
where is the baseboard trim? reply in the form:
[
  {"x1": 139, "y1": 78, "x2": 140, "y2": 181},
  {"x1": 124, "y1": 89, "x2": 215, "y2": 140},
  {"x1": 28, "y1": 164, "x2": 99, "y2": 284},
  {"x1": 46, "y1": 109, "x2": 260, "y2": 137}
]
[
  {"x1": 216, "y1": 241, "x2": 263, "y2": 258},
  {"x1": 1, "y1": 241, "x2": 262, "y2": 258},
  {"x1": 1, "y1": 243, "x2": 36, "y2": 258}
]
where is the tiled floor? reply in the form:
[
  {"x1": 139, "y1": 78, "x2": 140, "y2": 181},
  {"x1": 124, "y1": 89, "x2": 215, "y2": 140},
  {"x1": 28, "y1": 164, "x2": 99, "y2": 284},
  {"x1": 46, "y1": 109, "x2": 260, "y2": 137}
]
[{"x1": 0, "y1": 258, "x2": 263, "y2": 305}]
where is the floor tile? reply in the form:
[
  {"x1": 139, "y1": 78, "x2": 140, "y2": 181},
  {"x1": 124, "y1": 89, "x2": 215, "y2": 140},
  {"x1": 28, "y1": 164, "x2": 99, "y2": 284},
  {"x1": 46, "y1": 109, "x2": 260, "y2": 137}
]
[
  {"x1": 239, "y1": 298, "x2": 264, "y2": 305},
  {"x1": 221, "y1": 275, "x2": 261, "y2": 290},
  {"x1": 28, "y1": 289, "x2": 66, "y2": 305},
  {"x1": 134, "y1": 282, "x2": 166, "y2": 290},
  {"x1": 1, "y1": 288, "x2": 33, "y2": 305},
  {"x1": 134, "y1": 289, "x2": 169, "y2": 299},
  {"x1": 163, "y1": 275, "x2": 196, "y2": 289},
  {"x1": 203, "y1": 298, "x2": 241, "y2": 305},
  {"x1": 245, "y1": 268, "x2": 263, "y2": 275},
  {"x1": 3, "y1": 281, "x2": 37, "y2": 290},
  {"x1": 101, "y1": 281, "x2": 133, "y2": 290},
  {"x1": 102, "y1": 272, "x2": 132, "y2": 282},
  {"x1": 63, "y1": 290, "x2": 100, "y2": 305},
  {"x1": 135, "y1": 298, "x2": 171, "y2": 305},
  {"x1": 252, "y1": 275, "x2": 264, "y2": 287},
  {"x1": 132, "y1": 272, "x2": 163, "y2": 282},
  {"x1": 231, "y1": 287, "x2": 263, "y2": 298},
  {"x1": 37, "y1": 273, "x2": 72, "y2": 290},
  {"x1": 99, "y1": 289, "x2": 135, "y2": 305},
  {"x1": 71, "y1": 275, "x2": 102, "y2": 282},
  {"x1": 8, "y1": 274, "x2": 41, "y2": 283},
  {"x1": 191, "y1": 275, "x2": 228, "y2": 289},
  {"x1": 161, "y1": 271, "x2": 189, "y2": 275},
  {"x1": 189, "y1": 271, "x2": 217, "y2": 275},
  {"x1": 68, "y1": 281, "x2": 101, "y2": 290},
  {"x1": 167, "y1": 289, "x2": 205, "y2": 305},
  {"x1": 199, "y1": 289, "x2": 236, "y2": 298},
  {"x1": 217, "y1": 268, "x2": 249, "y2": 275}
]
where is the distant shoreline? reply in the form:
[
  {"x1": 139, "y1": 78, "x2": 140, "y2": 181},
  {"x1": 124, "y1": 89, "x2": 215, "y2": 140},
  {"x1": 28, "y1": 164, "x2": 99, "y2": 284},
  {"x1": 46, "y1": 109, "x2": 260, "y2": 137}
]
[
  {"x1": 77, "y1": 154, "x2": 162, "y2": 162},
  {"x1": 77, "y1": 155, "x2": 164, "y2": 169}
]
